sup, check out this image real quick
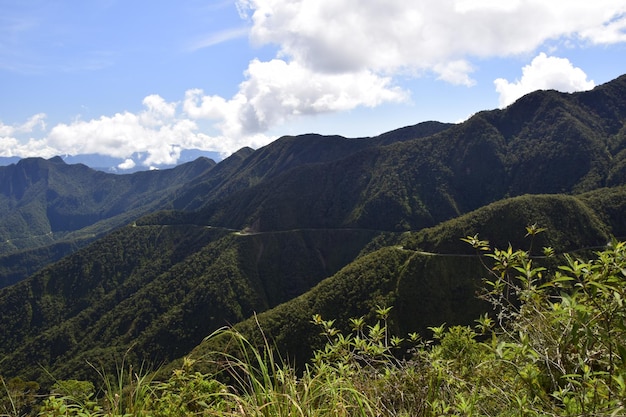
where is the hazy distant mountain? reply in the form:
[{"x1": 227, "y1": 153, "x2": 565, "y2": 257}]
[
  {"x1": 0, "y1": 150, "x2": 224, "y2": 173},
  {"x1": 0, "y1": 122, "x2": 453, "y2": 287},
  {"x1": 1, "y1": 74, "x2": 626, "y2": 382},
  {"x1": 0, "y1": 156, "x2": 216, "y2": 286}
]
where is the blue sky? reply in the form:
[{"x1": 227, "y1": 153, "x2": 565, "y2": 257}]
[{"x1": 1, "y1": 0, "x2": 626, "y2": 170}]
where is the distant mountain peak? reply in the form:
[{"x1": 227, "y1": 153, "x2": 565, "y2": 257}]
[{"x1": 48, "y1": 156, "x2": 66, "y2": 164}]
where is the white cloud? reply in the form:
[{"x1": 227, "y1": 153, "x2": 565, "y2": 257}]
[
  {"x1": 117, "y1": 158, "x2": 136, "y2": 170},
  {"x1": 172, "y1": 0, "x2": 624, "y2": 154},
  {"x1": 238, "y1": 0, "x2": 626, "y2": 82},
  {"x1": 434, "y1": 60, "x2": 476, "y2": 87},
  {"x1": 494, "y1": 53, "x2": 595, "y2": 107},
  {"x1": 4, "y1": 1, "x2": 626, "y2": 163},
  {"x1": 183, "y1": 58, "x2": 407, "y2": 137},
  {"x1": 0, "y1": 115, "x2": 52, "y2": 158},
  {"x1": 1, "y1": 96, "x2": 274, "y2": 163},
  {"x1": 44, "y1": 98, "x2": 221, "y2": 166},
  {"x1": 140, "y1": 95, "x2": 177, "y2": 127},
  {"x1": 579, "y1": 12, "x2": 626, "y2": 44},
  {"x1": 0, "y1": 113, "x2": 46, "y2": 137},
  {"x1": 454, "y1": 0, "x2": 523, "y2": 13},
  {"x1": 19, "y1": 113, "x2": 47, "y2": 133},
  {"x1": 0, "y1": 124, "x2": 14, "y2": 138},
  {"x1": 0, "y1": 136, "x2": 58, "y2": 158}
]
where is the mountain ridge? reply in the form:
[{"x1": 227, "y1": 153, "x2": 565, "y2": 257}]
[
  {"x1": 1, "y1": 74, "x2": 626, "y2": 382},
  {"x1": 0, "y1": 156, "x2": 217, "y2": 285},
  {"x1": 172, "y1": 76, "x2": 626, "y2": 235}
]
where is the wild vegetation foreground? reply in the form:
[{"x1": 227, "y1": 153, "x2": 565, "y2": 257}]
[{"x1": 3, "y1": 230, "x2": 626, "y2": 416}]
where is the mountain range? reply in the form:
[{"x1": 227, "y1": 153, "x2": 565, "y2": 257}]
[{"x1": 1, "y1": 74, "x2": 626, "y2": 383}]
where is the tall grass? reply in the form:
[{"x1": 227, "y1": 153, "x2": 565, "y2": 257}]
[
  {"x1": 93, "y1": 359, "x2": 153, "y2": 415},
  {"x1": 199, "y1": 323, "x2": 377, "y2": 417},
  {"x1": 30, "y1": 234, "x2": 626, "y2": 416},
  {"x1": 34, "y1": 323, "x2": 380, "y2": 416}
]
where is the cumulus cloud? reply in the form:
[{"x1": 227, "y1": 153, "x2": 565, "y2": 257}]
[
  {"x1": 0, "y1": 114, "x2": 52, "y2": 158},
  {"x1": 4, "y1": 1, "x2": 626, "y2": 163},
  {"x1": 117, "y1": 158, "x2": 136, "y2": 170},
  {"x1": 173, "y1": 0, "x2": 625, "y2": 154},
  {"x1": 183, "y1": 59, "x2": 407, "y2": 138},
  {"x1": 0, "y1": 136, "x2": 59, "y2": 159},
  {"x1": 2, "y1": 99, "x2": 273, "y2": 165},
  {"x1": 45, "y1": 98, "x2": 223, "y2": 166},
  {"x1": 434, "y1": 60, "x2": 476, "y2": 87},
  {"x1": 579, "y1": 11, "x2": 626, "y2": 44},
  {"x1": 494, "y1": 53, "x2": 596, "y2": 107},
  {"x1": 0, "y1": 113, "x2": 46, "y2": 137},
  {"x1": 141, "y1": 95, "x2": 176, "y2": 122},
  {"x1": 238, "y1": 0, "x2": 626, "y2": 81}
]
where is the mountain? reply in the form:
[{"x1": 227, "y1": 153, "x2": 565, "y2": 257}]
[
  {"x1": 0, "y1": 150, "x2": 225, "y2": 174},
  {"x1": 0, "y1": 224, "x2": 383, "y2": 380},
  {"x1": 185, "y1": 189, "x2": 624, "y2": 372},
  {"x1": 4, "y1": 189, "x2": 623, "y2": 381},
  {"x1": 174, "y1": 75, "x2": 626, "y2": 234},
  {"x1": 0, "y1": 122, "x2": 453, "y2": 287},
  {"x1": 1, "y1": 74, "x2": 626, "y2": 383},
  {"x1": 0, "y1": 156, "x2": 216, "y2": 286},
  {"x1": 169, "y1": 121, "x2": 454, "y2": 211}
]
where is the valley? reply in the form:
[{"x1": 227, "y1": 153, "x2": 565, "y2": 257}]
[{"x1": 1, "y1": 74, "x2": 626, "y2": 415}]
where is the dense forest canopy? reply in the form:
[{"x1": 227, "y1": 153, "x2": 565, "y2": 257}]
[{"x1": 1, "y1": 74, "x2": 626, "y2": 415}]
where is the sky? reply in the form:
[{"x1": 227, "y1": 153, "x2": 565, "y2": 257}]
[{"x1": 1, "y1": 0, "x2": 626, "y2": 170}]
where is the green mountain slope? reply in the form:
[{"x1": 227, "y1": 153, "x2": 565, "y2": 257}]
[
  {"x1": 185, "y1": 190, "x2": 621, "y2": 370},
  {"x1": 1, "y1": 74, "x2": 626, "y2": 383},
  {"x1": 0, "y1": 156, "x2": 215, "y2": 244},
  {"x1": 0, "y1": 123, "x2": 452, "y2": 288},
  {"x1": 177, "y1": 75, "x2": 626, "y2": 234},
  {"x1": 171, "y1": 121, "x2": 453, "y2": 212},
  {"x1": 2, "y1": 187, "x2": 623, "y2": 381},
  {"x1": 0, "y1": 238, "x2": 88, "y2": 288},
  {"x1": 0, "y1": 156, "x2": 216, "y2": 286},
  {"x1": 0, "y1": 222, "x2": 381, "y2": 380}
]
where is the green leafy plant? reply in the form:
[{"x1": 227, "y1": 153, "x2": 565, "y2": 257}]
[
  {"x1": 22, "y1": 228, "x2": 626, "y2": 416},
  {"x1": 447, "y1": 230, "x2": 626, "y2": 416},
  {"x1": 0, "y1": 376, "x2": 39, "y2": 417}
]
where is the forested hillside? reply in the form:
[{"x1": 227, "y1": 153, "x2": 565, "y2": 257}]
[
  {"x1": 0, "y1": 224, "x2": 381, "y2": 380},
  {"x1": 0, "y1": 122, "x2": 453, "y2": 287},
  {"x1": 180, "y1": 74, "x2": 626, "y2": 233},
  {"x1": 1, "y1": 74, "x2": 626, "y2": 387},
  {"x1": 0, "y1": 156, "x2": 215, "y2": 286},
  {"x1": 185, "y1": 190, "x2": 625, "y2": 369}
]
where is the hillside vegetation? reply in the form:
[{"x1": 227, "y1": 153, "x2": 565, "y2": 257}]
[
  {"x1": 0, "y1": 223, "x2": 381, "y2": 381},
  {"x1": 0, "y1": 157, "x2": 216, "y2": 286},
  {"x1": 186, "y1": 191, "x2": 620, "y2": 367},
  {"x1": 1, "y1": 75, "x2": 626, "y2": 415},
  {"x1": 178, "y1": 76, "x2": 626, "y2": 234},
  {"x1": 6, "y1": 231, "x2": 626, "y2": 416}
]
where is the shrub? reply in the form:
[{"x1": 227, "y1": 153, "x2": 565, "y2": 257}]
[{"x1": 33, "y1": 230, "x2": 626, "y2": 416}]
